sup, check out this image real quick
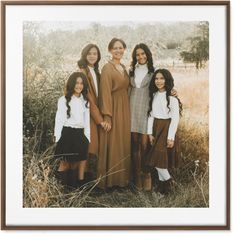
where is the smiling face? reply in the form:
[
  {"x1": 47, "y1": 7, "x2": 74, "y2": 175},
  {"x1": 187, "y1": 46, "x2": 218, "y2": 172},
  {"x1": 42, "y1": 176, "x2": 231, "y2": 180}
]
[
  {"x1": 155, "y1": 72, "x2": 166, "y2": 92},
  {"x1": 86, "y1": 47, "x2": 98, "y2": 67},
  {"x1": 136, "y1": 48, "x2": 147, "y2": 65},
  {"x1": 73, "y1": 77, "x2": 84, "y2": 96},
  {"x1": 109, "y1": 41, "x2": 125, "y2": 61}
]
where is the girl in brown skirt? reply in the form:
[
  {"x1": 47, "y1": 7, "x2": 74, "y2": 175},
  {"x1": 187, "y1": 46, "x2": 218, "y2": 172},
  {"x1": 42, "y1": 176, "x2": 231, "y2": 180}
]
[
  {"x1": 54, "y1": 72, "x2": 90, "y2": 188},
  {"x1": 146, "y1": 69, "x2": 182, "y2": 195}
]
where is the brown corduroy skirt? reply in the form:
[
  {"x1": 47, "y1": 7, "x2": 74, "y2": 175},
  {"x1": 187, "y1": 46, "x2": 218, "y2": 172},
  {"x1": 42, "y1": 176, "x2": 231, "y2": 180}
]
[{"x1": 145, "y1": 118, "x2": 180, "y2": 169}]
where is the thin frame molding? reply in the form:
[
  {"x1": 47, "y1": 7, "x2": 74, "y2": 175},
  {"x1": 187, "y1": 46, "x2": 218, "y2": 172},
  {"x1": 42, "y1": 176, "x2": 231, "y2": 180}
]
[{"x1": 0, "y1": 0, "x2": 230, "y2": 230}]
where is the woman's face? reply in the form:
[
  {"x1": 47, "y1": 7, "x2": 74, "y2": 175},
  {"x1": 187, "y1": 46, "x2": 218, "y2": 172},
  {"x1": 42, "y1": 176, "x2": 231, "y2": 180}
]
[
  {"x1": 109, "y1": 41, "x2": 125, "y2": 61},
  {"x1": 155, "y1": 72, "x2": 166, "y2": 91},
  {"x1": 136, "y1": 48, "x2": 147, "y2": 65},
  {"x1": 74, "y1": 77, "x2": 84, "y2": 96},
  {"x1": 86, "y1": 47, "x2": 98, "y2": 67}
]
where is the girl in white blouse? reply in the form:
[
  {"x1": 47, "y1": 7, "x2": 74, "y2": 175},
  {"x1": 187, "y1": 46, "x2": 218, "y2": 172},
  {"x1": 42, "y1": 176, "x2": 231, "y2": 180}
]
[
  {"x1": 54, "y1": 72, "x2": 90, "y2": 189},
  {"x1": 146, "y1": 69, "x2": 182, "y2": 195}
]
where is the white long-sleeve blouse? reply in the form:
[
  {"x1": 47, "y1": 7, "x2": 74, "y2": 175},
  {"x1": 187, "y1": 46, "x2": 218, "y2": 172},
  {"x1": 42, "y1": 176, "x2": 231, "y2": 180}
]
[
  {"x1": 134, "y1": 63, "x2": 149, "y2": 88},
  {"x1": 54, "y1": 95, "x2": 90, "y2": 142},
  {"x1": 147, "y1": 91, "x2": 179, "y2": 140},
  {"x1": 88, "y1": 66, "x2": 98, "y2": 96}
]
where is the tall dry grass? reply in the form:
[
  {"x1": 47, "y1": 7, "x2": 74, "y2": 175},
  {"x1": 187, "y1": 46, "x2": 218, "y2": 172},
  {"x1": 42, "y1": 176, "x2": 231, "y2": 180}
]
[
  {"x1": 23, "y1": 150, "x2": 208, "y2": 208},
  {"x1": 23, "y1": 66, "x2": 209, "y2": 208}
]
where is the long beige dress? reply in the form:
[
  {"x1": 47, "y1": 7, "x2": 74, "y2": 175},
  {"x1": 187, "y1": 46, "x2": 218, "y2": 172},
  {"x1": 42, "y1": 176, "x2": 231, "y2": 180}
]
[{"x1": 97, "y1": 61, "x2": 131, "y2": 188}]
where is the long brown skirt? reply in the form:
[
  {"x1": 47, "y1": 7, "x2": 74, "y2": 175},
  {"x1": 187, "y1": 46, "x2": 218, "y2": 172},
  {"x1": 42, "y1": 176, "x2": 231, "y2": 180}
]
[{"x1": 145, "y1": 118, "x2": 180, "y2": 169}]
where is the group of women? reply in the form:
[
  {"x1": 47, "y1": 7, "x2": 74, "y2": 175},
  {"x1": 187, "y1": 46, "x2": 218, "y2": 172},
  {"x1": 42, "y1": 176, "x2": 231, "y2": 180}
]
[{"x1": 54, "y1": 38, "x2": 182, "y2": 195}]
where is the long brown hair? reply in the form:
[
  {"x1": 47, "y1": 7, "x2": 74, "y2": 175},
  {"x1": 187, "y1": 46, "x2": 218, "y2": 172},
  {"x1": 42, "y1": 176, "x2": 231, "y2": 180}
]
[
  {"x1": 129, "y1": 43, "x2": 154, "y2": 77},
  {"x1": 65, "y1": 72, "x2": 89, "y2": 118},
  {"x1": 148, "y1": 69, "x2": 183, "y2": 116},
  {"x1": 77, "y1": 44, "x2": 101, "y2": 79}
]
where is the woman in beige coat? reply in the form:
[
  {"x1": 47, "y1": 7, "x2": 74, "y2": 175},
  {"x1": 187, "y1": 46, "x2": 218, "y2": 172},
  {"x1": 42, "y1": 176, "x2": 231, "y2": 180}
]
[
  {"x1": 77, "y1": 44, "x2": 109, "y2": 181},
  {"x1": 97, "y1": 38, "x2": 131, "y2": 189}
]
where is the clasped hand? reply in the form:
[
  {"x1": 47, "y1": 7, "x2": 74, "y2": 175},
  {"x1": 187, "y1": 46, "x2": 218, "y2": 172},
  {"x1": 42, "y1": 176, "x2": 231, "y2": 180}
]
[
  {"x1": 167, "y1": 139, "x2": 174, "y2": 148},
  {"x1": 149, "y1": 135, "x2": 155, "y2": 145},
  {"x1": 149, "y1": 135, "x2": 174, "y2": 148},
  {"x1": 101, "y1": 121, "x2": 112, "y2": 132}
]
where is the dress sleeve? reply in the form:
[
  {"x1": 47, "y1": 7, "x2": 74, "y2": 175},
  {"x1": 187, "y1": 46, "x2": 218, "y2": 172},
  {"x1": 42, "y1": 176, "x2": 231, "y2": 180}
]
[
  {"x1": 99, "y1": 65, "x2": 113, "y2": 124},
  {"x1": 128, "y1": 79, "x2": 133, "y2": 97},
  {"x1": 84, "y1": 102, "x2": 90, "y2": 142},
  {"x1": 54, "y1": 97, "x2": 66, "y2": 142},
  {"x1": 168, "y1": 96, "x2": 180, "y2": 140},
  {"x1": 81, "y1": 68, "x2": 103, "y2": 125},
  {"x1": 87, "y1": 92, "x2": 103, "y2": 125}
]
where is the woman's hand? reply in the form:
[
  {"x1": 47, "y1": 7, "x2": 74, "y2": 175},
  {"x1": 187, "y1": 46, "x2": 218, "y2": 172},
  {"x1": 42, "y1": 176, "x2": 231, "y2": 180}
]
[
  {"x1": 171, "y1": 88, "x2": 178, "y2": 97},
  {"x1": 167, "y1": 139, "x2": 174, "y2": 148},
  {"x1": 149, "y1": 135, "x2": 155, "y2": 145},
  {"x1": 101, "y1": 121, "x2": 112, "y2": 132}
]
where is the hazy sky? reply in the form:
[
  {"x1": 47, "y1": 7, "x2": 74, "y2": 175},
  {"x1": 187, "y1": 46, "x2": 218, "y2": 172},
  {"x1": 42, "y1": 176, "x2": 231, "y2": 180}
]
[
  {"x1": 37, "y1": 21, "x2": 136, "y2": 32},
  {"x1": 27, "y1": 21, "x2": 189, "y2": 33}
]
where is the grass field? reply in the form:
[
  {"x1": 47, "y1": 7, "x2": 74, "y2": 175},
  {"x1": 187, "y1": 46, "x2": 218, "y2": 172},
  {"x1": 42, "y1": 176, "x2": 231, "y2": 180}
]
[{"x1": 23, "y1": 66, "x2": 209, "y2": 208}]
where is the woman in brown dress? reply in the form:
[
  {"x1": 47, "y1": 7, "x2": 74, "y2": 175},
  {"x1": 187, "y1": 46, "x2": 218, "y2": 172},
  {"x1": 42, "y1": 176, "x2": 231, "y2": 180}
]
[
  {"x1": 97, "y1": 38, "x2": 131, "y2": 189},
  {"x1": 77, "y1": 44, "x2": 109, "y2": 181}
]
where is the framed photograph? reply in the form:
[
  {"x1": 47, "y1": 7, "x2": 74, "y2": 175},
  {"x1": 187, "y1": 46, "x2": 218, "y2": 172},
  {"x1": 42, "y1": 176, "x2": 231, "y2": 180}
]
[{"x1": 1, "y1": 0, "x2": 230, "y2": 230}]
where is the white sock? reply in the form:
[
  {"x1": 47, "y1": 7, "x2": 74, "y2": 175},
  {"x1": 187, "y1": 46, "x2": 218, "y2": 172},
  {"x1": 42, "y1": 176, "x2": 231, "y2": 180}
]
[
  {"x1": 155, "y1": 167, "x2": 171, "y2": 181},
  {"x1": 155, "y1": 167, "x2": 164, "y2": 181}
]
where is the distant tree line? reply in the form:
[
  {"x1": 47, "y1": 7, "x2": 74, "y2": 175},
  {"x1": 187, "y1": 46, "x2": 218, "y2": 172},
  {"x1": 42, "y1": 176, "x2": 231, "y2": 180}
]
[{"x1": 180, "y1": 22, "x2": 209, "y2": 69}]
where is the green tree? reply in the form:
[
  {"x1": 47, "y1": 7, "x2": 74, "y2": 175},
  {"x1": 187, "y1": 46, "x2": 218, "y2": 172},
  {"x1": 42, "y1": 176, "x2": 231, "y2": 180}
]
[{"x1": 180, "y1": 22, "x2": 209, "y2": 69}]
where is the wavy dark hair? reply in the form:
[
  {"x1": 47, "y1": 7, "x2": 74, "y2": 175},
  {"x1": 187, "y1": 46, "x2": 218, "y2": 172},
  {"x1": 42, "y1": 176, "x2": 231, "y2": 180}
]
[
  {"x1": 108, "y1": 38, "x2": 127, "y2": 51},
  {"x1": 148, "y1": 69, "x2": 183, "y2": 116},
  {"x1": 77, "y1": 44, "x2": 101, "y2": 78},
  {"x1": 65, "y1": 72, "x2": 89, "y2": 118},
  {"x1": 129, "y1": 43, "x2": 154, "y2": 77}
]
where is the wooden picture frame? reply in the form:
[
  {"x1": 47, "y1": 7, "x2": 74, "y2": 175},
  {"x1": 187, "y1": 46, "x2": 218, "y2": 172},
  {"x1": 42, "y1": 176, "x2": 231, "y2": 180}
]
[{"x1": 1, "y1": 0, "x2": 230, "y2": 230}]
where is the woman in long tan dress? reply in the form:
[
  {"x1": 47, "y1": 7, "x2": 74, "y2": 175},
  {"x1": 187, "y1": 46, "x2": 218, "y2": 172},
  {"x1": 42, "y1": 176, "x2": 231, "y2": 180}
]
[{"x1": 97, "y1": 38, "x2": 131, "y2": 189}]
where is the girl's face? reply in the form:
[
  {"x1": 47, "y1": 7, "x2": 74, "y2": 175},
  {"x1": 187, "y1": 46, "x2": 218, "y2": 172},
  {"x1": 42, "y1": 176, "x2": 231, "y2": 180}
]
[
  {"x1": 74, "y1": 77, "x2": 84, "y2": 96},
  {"x1": 155, "y1": 72, "x2": 166, "y2": 91},
  {"x1": 136, "y1": 48, "x2": 147, "y2": 65},
  {"x1": 86, "y1": 47, "x2": 98, "y2": 67},
  {"x1": 110, "y1": 41, "x2": 125, "y2": 61}
]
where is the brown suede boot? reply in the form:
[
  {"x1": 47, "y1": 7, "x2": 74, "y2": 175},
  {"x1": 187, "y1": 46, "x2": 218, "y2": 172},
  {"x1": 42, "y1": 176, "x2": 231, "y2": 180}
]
[
  {"x1": 77, "y1": 179, "x2": 87, "y2": 189},
  {"x1": 55, "y1": 170, "x2": 68, "y2": 186},
  {"x1": 143, "y1": 172, "x2": 152, "y2": 191},
  {"x1": 163, "y1": 178, "x2": 177, "y2": 195},
  {"x1": 156, "y1": 181, "x2": 165, "y2": 194},
  {"x1": 67, "y1": 169, "x2": 78, "y2": 189},
  {"x1": 134, "y1": 171, "x2": 143, "y2": 191},
  {"x1": 86, "y1": 154, "x2": 98, "y2": 181}
]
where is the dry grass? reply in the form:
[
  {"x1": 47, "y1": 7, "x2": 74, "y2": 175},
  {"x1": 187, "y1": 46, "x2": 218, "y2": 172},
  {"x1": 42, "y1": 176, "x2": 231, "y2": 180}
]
[
  {"x1": 23, "y1": 152, "x2": 208, "y2": 208},
  {"x1": 174, "y1": 67, "x2": 209, "y2": 120},
  {"x1": 23, "y1": 66, "x2": 209, "y2": 208}
]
